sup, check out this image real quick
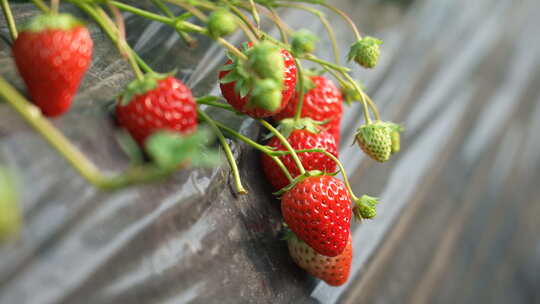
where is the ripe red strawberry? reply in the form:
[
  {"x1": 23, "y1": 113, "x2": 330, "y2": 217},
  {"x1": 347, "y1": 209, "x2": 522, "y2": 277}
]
[
  {"x1": 288, "y1": 231, "x2": 352, "y2": 286},
  {"x1": 282, "y1": 174, "x2": 351, "y2": 257},
  {"x1": 12, "y1": 14, "x2": 93, "y2": 117},
  {"x1": 273, "y1": 76, "x2": 343, "y2": 144},
  {"x1": 116, "y1": 75, "x2": 197, "y2": 146},
  {"x1": 219, "y1": 44, "x2": 297, "y2": 118},
  {"x1": 261, "y1": 127, "x2": 338, "y2": 190}
]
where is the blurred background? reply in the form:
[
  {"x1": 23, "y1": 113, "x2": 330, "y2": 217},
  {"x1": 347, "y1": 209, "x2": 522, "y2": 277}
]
[{"x1": 0, "y1": 0, "x2": 539, "y2": 303}]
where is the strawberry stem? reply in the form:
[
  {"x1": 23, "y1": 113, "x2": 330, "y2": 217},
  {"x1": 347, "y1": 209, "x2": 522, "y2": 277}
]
[
  {"x1": 258, "y1": 119, "x2": 306, "y2": 175},
  {"x1": 1, "y1": 0, "x2": 17, "y2": 41},
  {"x1": 104, "y1": 1, "x2": 144, "y2": 81},
  {"x1": 341, "y1": 72, "x2": 372, "y2": 124},
  {"x1": 198, "y1": 109, "x2": 248, "y2": 194},
  {"x1": 0, "y1": 76, "x2": 186, "y2": 190},
  {"x1": 30, "y1": 0, "x2": 50, "y2": 13},
  {"x1": 109, "y1": 1, "x2": 248, "y2": 61},
  {"x1": 300, "y1": 54, "x2": 350, "y2": 73},
  {"x1": 209, "y1": 119, "x2": 293, "y2": 182},
  {"x1": 270, "y1": 148, "x2": 360, "y2": 202},
  {"x1": 151, "y1": 0, "x2": 197, "y2": 47},
  {"x1": 247, "y1": 0, "x2": 260, "y2": 28},
  {"x1": 319, "y1": 2, "x2": 362, "y2": 41},
  {"x1": 73, "y1": 2, "x2": 154, "y2": 74},
  {"x1": 51, "y1": 0, "x2": 59, "y2": 14},
  {"x1": 293, "y1": 59, "x2": 305, "y2": 122},
  {"x1": 278, "y1": 3, "x2": 340, "y2": 64},
  {"x1": 221, "y1": 0, "x2": 261, "y2": 40}
]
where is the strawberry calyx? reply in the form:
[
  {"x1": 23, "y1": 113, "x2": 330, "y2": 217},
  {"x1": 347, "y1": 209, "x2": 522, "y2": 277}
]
[
  {"x1": 274, "y1": 117, "x2": 326, "y2": 139},
  {"x1": 219, "y1": 42, "x2": 285, "y2": 111},
  {"x1": 353, "y1": 195, "x2": 380, "y2": 220},
  {"x1": 22, "y1": 13, "x2": 83, "y2": 32},
  {"x1": 273, "y1": 170, "x2": 324, "y2": 196},
  {"x1": 118, "y1": 73, "x2": 171, "y2": 106}
]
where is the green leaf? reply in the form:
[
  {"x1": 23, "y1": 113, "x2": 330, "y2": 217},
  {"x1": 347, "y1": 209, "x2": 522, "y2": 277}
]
[{"x1": 145, "y1": 129, "x2": 221, "y2": 169}]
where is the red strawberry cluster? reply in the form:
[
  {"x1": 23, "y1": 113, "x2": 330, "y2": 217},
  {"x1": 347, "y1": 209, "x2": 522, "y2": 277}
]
[{"x1": 6, "y1": 2, "x2": 395, "y2": 289}]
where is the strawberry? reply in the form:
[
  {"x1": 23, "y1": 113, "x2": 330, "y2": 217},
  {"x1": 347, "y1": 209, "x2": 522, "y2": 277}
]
[
  {"x1": 281, "y1": 174, "x2": 351, "y2": 257},
  {"x1": 288, "y1": 231, "x2": 352, "y2": 286},
  {"x1": 13, "y1": 14, "x2": 93, "y2": 117},
  {"x1": 261, "y1": 119, "x2": 338, "y2": 190},
  {"x1": 116, "y1": 74, "x2": 197, "y2": 146},
  {"x1": 219, "y1": 42, "x2": 297, "y2": 118},
  {"x1": 273, "y1": 76, "x2": 343, "y2": 144},
  {"x1": 354, "y1": 122, "x2": 392, "y2": 162}
]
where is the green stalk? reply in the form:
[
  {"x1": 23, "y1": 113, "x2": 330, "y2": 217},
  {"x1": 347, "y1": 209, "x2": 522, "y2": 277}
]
[
  {"x1": 341, "y1": 72, "x2": 372, "y2": 124},
  {"x1": 319, "y1": 2, "x2": 362, "y2": 40},
  {"x1": 248, "y1": 0, "x2": 260, "y2": 27},
  {"x1": 293, "y1": 59, "x2": 305, "y2": 121},
  {"x1": 0, "y1": 77, "x2": 101, "y2": 187},
  {"x1": 109, "y1": 1, "x2": 248, "y2": 61},
  {"x1": 30, "y1": 0, "x2": 50, "y2": 13},
  {"x1": 73, "y1": 2, "x2": 154, "y2": 73},
  {"x1": 258, "y1": 119, "x2": 306, "y2": 175},
  {"x1": 104, "y1": 2, "x2": 144, "y2": 81},
  {"x1": 151, "y1": 0, "x2": 197, "y2": 47},
  {"x1": 301, "y1": 54, "x2": 350, "y2": 72},
  {"x1": 110, "y1": 1, "x2": 173, "y2": 25},
  {"x1": 198, "y1": 109, "x2": 247, "y2": 194},
  {"x1": 1, "y1": 0, "x2": 17, "y2": 41},
  {"x1": 223, "y1": 1, "x2": 260, "y2": 40},
  {"x1": 0, "y1": 76, "x2": 187, "y2": 190},
  {"x1": 196, "y1": 98, "x2": 236, "y2": 112},
  {"x1": 211, "y1": 120, "x2": 293, "y2": 182},
  {"x1": 278, "y1": 3, "x2": 340, "y2": 64},
  {"x1": 270, "y1": 148, "x2": 359, "y2": 201}
]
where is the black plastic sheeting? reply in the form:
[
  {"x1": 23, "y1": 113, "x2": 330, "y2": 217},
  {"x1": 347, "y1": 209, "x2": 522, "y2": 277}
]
[{"x1": 1, "y1": 0, "x2": 540, "y2": 303}]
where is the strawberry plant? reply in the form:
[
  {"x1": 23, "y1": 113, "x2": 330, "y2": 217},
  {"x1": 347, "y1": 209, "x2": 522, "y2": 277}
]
[{"x1": 0, "y1": 0, "x2": 405, "y2": 287}]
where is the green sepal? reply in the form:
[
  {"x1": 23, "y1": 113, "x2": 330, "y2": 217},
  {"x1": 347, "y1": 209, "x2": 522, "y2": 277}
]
[
  {"x1": 272, "y1": 170, "x2": 324, "y2": 196},
  {"x1": 145, "y1": 128, "x2": 221, "y2": 169},
  {"x1": 274, "y1": 118, "x2": 325, "y2": 139},
  {"x1": 246, "y1": 41, "x2": 285, "y2": 86},
  {"x1": 118, "y1": 73, "x2": 171, "y2": 106},
  {"x1": 22, "y1": 13, "x2": 83, "y2": 32},
  {"x1": 117, "y1": 130, "x2": 145, "y2": 165},
  {"x1": 0, "y1": 167, "x2": 21, "y2": 241},
  {"x1": 353, "y1": 195, "x2": 380, "y2": 220}
]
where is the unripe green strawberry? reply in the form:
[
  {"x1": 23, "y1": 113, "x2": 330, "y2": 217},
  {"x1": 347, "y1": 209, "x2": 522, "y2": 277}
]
[
  {"x1": 207, "y1": 9, "x2": 237, "y2": 38},
  {"x1": 291, "y1": 29, "x2": 318, "y2": 56},
  {"x1": 347, "y1": 36, "x2": 382, "y2": 69},
  {"x1": 354, "y1": 122, "x2": 392, "y2": 162},
  {"x1": 353, "y1": 195, "x2": 380, "y2": 220}
]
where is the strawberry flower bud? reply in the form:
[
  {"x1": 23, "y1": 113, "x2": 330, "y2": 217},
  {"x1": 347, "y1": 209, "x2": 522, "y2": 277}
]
[
  {"x1": 207, "y1": 9, "x2": 237, "y2": 38},
  {"x1": 250, "y1": 79, "x2": 282, "y2": 111},
  {"x1": 246, "y1": 41, "x2": 285, "y2": 86},
  {"x1": 347, "y1": 36, "x2": 382, "y2": 69},
  {"x1": 291, "y1": 29, "x2": 318, "y2": 56}
]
